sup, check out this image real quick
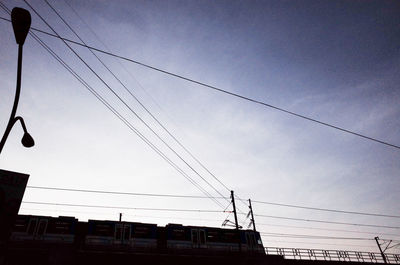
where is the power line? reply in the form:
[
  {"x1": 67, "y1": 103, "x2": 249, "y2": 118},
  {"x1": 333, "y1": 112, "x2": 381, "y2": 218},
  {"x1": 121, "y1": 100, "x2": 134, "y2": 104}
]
[
  {"x1": 0, "y1": 16, "x2": 397, "y2": 150},
  {"x1": 0, "y1": 3, "x2": 223, "y2": 209},
  {"x1": 257, "y1": 222, "x2": 400, "y2": 238},
  {"x1": 24, "y1": 189, "x2": 399, "y2": 237},
  {"x1": 61, "y1": 0, "x2": 232, "y2": 194},
  {"x1": 260, "y1": 232, "x2": 373, "y2": 241},
  {"x1": 251, "y1": 200, "x2": 400, "y2": 219},
  {"x1": 21, "y1": 201, "x2": 229, "y2": 213},
  {"x1": 43, "y1": 0, "x2": 232, "y2": 203},
  {"x1": 26, "y1": 185, "x2": 225, "y2": 199},
  {"x1": 21, "y1": 1, "x2": 227, "y2": 209},
  {"x1": 20, "y1": 207, "x2": 242, "y2": 227},
  {"x1": 25, "y1": 0, "x2": 228, "y2": 209},
  {"x1": 263, "y1": 240, "x2": 374, "y2": 248},
  {"x1": 26, "y1": 186, "x2": 400, "y2": 222},
  {"x1": 0, "y1": 6, "x2": 398, "y2": 227},
  {"x1": 253, "y1": 213, "x2": 400, "y2": 230}
]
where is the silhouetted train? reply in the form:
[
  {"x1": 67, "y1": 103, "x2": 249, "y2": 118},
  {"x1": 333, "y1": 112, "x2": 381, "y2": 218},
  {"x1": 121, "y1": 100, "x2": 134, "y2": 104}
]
[{"x1": 10, "y1": 215, "x2": 265, "y2": 255}]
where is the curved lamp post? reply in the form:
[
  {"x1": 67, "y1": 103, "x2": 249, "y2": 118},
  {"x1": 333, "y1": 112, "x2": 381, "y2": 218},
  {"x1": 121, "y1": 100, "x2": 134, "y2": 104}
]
[{"x1": 0, "y1": 8, "x2": 33, "y2": 155}]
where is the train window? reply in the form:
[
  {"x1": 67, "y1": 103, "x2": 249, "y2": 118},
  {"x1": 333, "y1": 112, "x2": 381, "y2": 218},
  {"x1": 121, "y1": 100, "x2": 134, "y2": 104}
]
[
  {"x1": 199, "y1": 230, "x2": 206, "y2": 245},
  {"x1": 27, "y1": 219, "x2": 38, "y2": 235},
  {"x1": 115, "y1": 225, "x2": 123, "y2": 240},
  {"x1": 170, "y1": 228, "x2": 187, "y2": 241},
  {"x1": 37, "y1": 220, "x2": 47, "y2": 236},
  {"x1": 92, "y1": 223, "x2": 114, "y2": 237},
  {"x1": 13, "y1": 217, "x2": 29, "y2": 232},
  {"x1": 133, "y1": 225, "x2": 154, "y2": 239},
  {"x1": 206, "y1": 230, "x2": 219, "y2": 242},
  {"x1": 123, "y1": 225, "x2": 131, "y2": 241},
  {"x1": 220, "y1": 231, "x2": 238, "y2": 243},
  {"x1": 191, "y1": 230, "x2": 198, "y2": 244},
  {"x1": 47, "y1": 220, "x2": 73, "y2": 234}
]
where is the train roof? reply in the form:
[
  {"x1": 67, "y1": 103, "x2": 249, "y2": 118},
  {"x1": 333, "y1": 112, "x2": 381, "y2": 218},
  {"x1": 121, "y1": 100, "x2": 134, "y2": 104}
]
[{"x1": 18, "y1": 214, "x2": 260, "y2": 233}]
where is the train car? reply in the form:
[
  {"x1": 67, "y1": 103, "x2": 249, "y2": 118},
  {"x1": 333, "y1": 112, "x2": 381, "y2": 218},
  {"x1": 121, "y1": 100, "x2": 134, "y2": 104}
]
[
  {"x1": 165, "y1": 223, "x2": 192, "y2": 250},
  {"x1": 9, "y1": 215, "x2": 265, "y2": 255},
  {"x1": 85, "y1": 219, "x2": 157, "y2": 250},
  {"x1": 165, "y1": 223, "x2": 265, "y2": 254},
  {"x1": 10, "y1": 215, "x2": 77, "y2": 244}
]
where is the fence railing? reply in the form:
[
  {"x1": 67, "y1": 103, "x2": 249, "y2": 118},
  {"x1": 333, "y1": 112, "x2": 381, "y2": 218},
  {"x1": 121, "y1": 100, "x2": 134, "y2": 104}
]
[{"x1": 265, "y1": 247, "x2": 400, "y2": 264}]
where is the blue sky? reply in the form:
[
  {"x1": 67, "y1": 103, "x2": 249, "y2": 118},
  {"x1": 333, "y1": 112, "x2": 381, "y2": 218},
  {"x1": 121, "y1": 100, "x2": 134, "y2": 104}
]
[{"x1": 0, "y1": 0, "x2": 399, "y2": 253}]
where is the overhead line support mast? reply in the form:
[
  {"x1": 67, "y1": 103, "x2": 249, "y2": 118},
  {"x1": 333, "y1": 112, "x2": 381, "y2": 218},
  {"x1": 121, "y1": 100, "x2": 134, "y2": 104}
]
[
  {"x1": 248, "y1": 199, "x2": 256, "y2": 232},
  {"x1": 231, "y1": 190, "x2": 241, "y2": 252}
]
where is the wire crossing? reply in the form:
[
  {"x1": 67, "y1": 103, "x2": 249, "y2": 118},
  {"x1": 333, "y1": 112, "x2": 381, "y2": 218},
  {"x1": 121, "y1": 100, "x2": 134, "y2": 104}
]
[
  {"x1": 0, "y1": 2, "x2": 227, "y2": 209},
  {"x1": 26, "y1": 186, "x2": 400, "y2": 219},
  {"x1": 43, "y1": 0, "x2": 232, "y2": 203},
  {"x1": 60, "y1": 0, "x2": 233, "y2": 195},
  {"x1": 22, "y1": 0, "x2": 229, "y2": 209},
  {"x1": 0, "y1": 16, "x2": 397, "y2": 150}
]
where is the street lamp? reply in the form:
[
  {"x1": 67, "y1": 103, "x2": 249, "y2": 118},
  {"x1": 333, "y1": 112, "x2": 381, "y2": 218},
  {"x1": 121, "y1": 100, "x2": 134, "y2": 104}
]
[{"x1": 0, "y1": 7, "x2": 33, "y2": 155}]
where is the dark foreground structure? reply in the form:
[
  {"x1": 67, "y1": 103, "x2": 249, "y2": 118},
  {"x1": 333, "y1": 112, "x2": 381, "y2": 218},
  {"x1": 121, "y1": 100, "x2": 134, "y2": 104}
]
[
  {"x1": 2, "y1": 244, "x2": 399, "y2": 265},
  {"x1": 1, "y1": 214, "x2": 399, "y2": 265}
]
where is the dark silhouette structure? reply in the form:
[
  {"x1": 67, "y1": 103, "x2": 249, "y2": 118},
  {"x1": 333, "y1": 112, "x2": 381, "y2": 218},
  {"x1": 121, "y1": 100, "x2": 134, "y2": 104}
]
[{"x1": 0, "y1": 7, "x2": 34, "y2": 155}]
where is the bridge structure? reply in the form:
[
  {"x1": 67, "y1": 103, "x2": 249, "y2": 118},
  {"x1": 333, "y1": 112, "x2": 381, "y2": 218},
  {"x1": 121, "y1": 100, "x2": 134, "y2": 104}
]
[
  {"x1": 265, "y1": 247, "x2": 400, "y2": 264},
  {"x1": 2, "y1": 242, "x2": 400, "y2": 265}
]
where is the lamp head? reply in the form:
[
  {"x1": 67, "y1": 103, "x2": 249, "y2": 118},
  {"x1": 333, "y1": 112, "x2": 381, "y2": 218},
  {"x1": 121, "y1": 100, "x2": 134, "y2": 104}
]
[
  {"x1": 11, "y1": 7, "x2": 31, "y2": 45},
  {"x1": 21, "y1": 132, "x2": 34, "y2": 148}
]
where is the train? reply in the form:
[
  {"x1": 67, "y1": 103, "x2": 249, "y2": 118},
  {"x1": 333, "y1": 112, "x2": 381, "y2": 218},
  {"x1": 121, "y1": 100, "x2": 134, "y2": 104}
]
[{"x1": 9, "y1": 214, "x2": 265, "y2": 255}]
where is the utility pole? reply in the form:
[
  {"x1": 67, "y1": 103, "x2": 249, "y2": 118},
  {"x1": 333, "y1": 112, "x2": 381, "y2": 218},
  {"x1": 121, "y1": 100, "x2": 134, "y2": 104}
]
[
  {"x1": 231, "y1": 190, "x2": 241, "y2": 252},
  {"x1": 248, "y1": 199, "x2": 257, "y2": 232},
  {"x1": 119, "y1": 213, "x2": 122, "y2": 222},
  {"x1": 375, "y1": 237, "x2": 387, "y2": 264}
]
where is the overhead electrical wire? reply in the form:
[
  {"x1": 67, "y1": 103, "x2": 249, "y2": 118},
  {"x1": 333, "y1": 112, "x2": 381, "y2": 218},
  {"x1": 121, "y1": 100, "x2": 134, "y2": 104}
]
[
  {"x1": 0, "y1": 5, "x2": 397, "y2": 217},
  {"x1": 39, "y1": 0, "x2": 249, "y2": 219},
  {"x1": 262, "y1": 240, "x2": 374, "y2": 248},
  {"x1": 250, "y1": 200, "x2": 400, "y2": 219},
  {"x1": 253, "y1": 213, "x2": 400, "y2": 230},
  {"x1": 24, "y1": 186, "x2": 400, "y2": 236},
  {"x1": 0, "y1": 2, "x2": 223, "y2": 209},
  {"x1": 60, "y1": 0, "x2": 233, "y2": 195},
  {"x1": 2, "y1": 4, "x2": 397, "y2": 242},
  {"x1": 19, "y1": 205, "x2": 400, "y2": 240},
  {"x1": 63, "y1": 0, "x2": 169, "y2": 118},
  {"x1": 21, "y1": 0, "x2": 228, "y2": 209},
  {"x1": 0, "y1": 16, "x2": 397, "y2": 150},
  {"x1": 25, "y1": 186, "x2": 400, "y2": 220},
  {"x1": 43, "y1": 0, "x2": 232, "y2": 206},
  {"x1": 26, "y1": 0, "x2": 229, "y2": 209},
  {"x1": 21, "y1": 201, "x2": 229, "y2": 213},
  {"x1": 26, "y1": 185, "x2": 226, "y2": 199},
  {"x1": 259, "y1": 232, "x2": 374, "y2": 241},
  {"x1": 256, "y1": 223, "x2": 400, "y2": 238},
  {"x1": 20, "y1": 207, "x2": 224, "y2": 223}
]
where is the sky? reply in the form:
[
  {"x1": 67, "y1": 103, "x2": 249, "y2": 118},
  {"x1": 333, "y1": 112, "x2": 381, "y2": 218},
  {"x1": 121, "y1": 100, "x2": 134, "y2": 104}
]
[{"x1": 0, "y1": 0, "x2": 399, "y2": 255}]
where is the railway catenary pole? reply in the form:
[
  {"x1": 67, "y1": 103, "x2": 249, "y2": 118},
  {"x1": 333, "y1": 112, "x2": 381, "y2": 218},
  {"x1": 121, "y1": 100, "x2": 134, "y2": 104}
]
[
  {"x1": 231, "y1": 190, "x2": 241, "y2": 252},
  {"x1": 375, "y1": 236, "x2": 388, "y2": 264},
  {"x1": 248, "y1": 199, "x2": 257, "y2": 232}
]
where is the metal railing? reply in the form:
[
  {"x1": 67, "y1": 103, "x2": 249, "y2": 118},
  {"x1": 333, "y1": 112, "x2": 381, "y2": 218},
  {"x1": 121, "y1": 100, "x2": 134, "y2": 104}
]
[{"x1": 265, "y1": 247, "x2": 400, "y2": 264}]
